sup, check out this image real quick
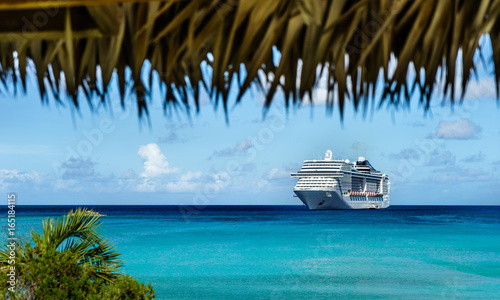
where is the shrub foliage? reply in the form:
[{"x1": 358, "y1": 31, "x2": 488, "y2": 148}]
[{"x1": 0, "y1": 208, "x2": 155, "y2": 299}]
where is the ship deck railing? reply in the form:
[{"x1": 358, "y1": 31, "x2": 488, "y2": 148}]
[{"x1": 290, "y1": 173, "x2": 343, "y2": 177}]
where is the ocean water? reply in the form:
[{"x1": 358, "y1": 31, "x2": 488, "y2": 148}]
[{"x1": 5, "y1": 205, "x2": 500, "y2": 299}]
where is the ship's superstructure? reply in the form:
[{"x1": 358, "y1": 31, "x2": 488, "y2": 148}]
[{"x1": 291, "y1": 150, "x2": 390, "y2": 210}]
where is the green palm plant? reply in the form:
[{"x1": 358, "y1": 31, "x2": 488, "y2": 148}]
[
  {"x1": 0, "y1": 208, "x2": 123, "y2": 298},
  {"x1": 28, "y1": 208, "x2": 122, "y2": 281}
]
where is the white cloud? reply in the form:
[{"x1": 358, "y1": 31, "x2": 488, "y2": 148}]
[
  {"x1": 164, "y1": 171, "x2": 203, "y2": 192},
  {"x1": 1, "y1": 159, "x2": 116, "y2": 193},
  {"x1": 133, "y1": 143, "x2": 231, "y2": 193},
  {"x1": 461, "y1": 151, "x2": 485, "y2": 163},
  {"x1": 266, "y1": 168, "x2": 290, "y2": 180},
  {"x1": 256, "y1": 179, "x2": 270, "y2": 191},
  {"x1": 424, "y1": 150, "x2": 456, "y2": 166},
  {"x1": 209, "y1": 139, "x2": 254, "y2": 158},
  {"x1": 138, "y1": 143, "x2": 178, "y2": 177},
  {"x1": 250, "y1": 166, "x2": 297, "y2": 193},
  {"x1": 432, "y1": 166, "x2": 491, "y2": 183},
  {"x1": 0, "y1": 169, "x2": 42, "y2": 190},
  {"x1": 158, "y1": 132, "x2": 186, "y2": 143},
  {"x1": 50, "y1": 157, "x2": 120, "y2": 192},
  {"x1": 431, "y1": 119, "x2": 482, "y2": 139},
  {"x1": 391, "y1": 148, "x2": 456, "y2": 167},
  {"x1": 392, "y1": 148, "x2": 421, "y2": 161},
  {"x1": 462, "y1": 76, "x2": 497, "y2": 100},
  {"x1": 135, "y1": 170, "x2": 230, "y2": 193},
  {"x1": 60, "y1": 158, "x2": 96, "y2": 180},
  {"x1": 53, "y1": 178, "x2": 83, "y2": 192},
  {"x1": 165, "y1": 171, "x2": 231, "y2": 193}
]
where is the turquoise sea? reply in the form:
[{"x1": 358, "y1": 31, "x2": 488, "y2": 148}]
[{"x1": 7, "y1": 205, "x2": 500, "y2": 299}]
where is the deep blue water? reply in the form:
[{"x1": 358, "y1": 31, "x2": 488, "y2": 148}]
[{"x1": 3, "y1": 205, "x2": 500, "y2": 299}]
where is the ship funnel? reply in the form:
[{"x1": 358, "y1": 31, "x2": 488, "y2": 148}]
[
  {"x1": 358, "y1": 156, "x2": 366, "y2": 162},
  {"x1": 325, "y1": 150, "x2": 333, "y2": 160}
]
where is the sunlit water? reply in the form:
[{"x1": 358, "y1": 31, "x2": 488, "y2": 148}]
[{"x1": 6, "y1": 205, "x2": 500, "y2": 299}]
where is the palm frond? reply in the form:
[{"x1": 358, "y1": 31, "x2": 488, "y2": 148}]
[{"x1": 29, "y1": 207, "x2": 122, "y2": 281}]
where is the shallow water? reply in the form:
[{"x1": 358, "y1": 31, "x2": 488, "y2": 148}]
[{"x1": 6, "y1": 205, "x2": 500, "y2": 299}]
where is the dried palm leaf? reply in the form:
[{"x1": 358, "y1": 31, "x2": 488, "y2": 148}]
[{"x1": 0, "y1": 0, "x2": 497, "y2": 119}]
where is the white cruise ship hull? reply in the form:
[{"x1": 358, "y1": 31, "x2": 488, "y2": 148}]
[
  {"x1": 291, "y1": 151, "x2": 390, "y2": 210},
  {"x1": 294, "y1": 190, "x2": 389, "y2": 210}
]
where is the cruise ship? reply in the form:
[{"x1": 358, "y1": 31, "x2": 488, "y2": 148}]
[{"x1": 291, "y1": 150, "x2": 390, "y2": 210}]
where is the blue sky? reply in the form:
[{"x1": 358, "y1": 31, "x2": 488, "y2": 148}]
[{"x1": 1, "y1": 44, "x2": 499, "y2": 206}]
